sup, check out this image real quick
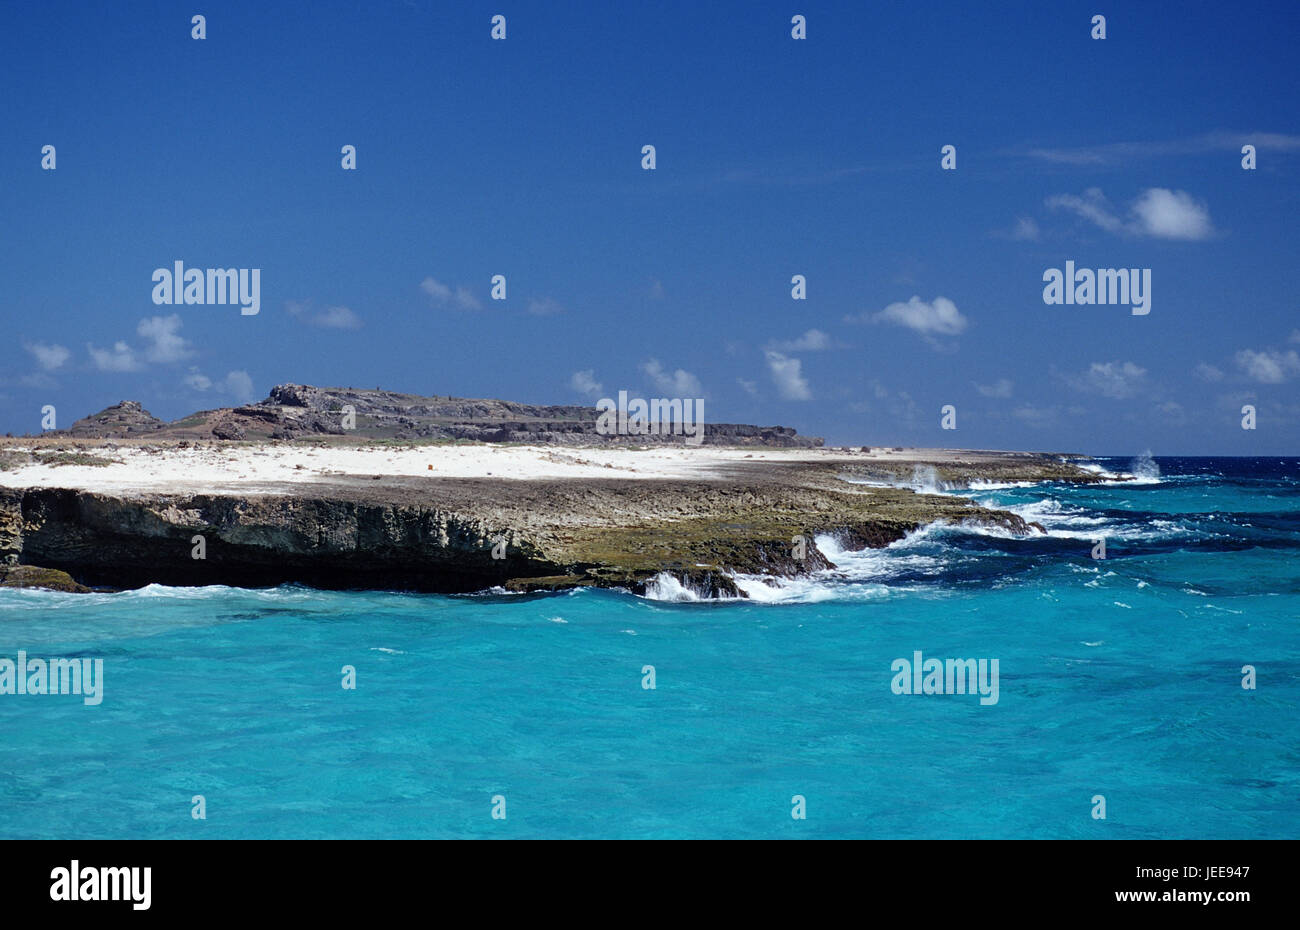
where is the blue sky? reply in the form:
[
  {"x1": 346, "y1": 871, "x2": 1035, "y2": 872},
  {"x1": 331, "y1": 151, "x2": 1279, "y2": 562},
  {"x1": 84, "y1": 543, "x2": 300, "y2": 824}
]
[{"x1": 3, "y1": 0, "x2": 1298, "y2": 454}]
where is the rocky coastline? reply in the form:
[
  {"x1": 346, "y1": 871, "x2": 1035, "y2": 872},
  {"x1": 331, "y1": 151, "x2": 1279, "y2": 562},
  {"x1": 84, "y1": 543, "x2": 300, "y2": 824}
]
[
  {"x1": 0, "y1": 440, "x2": 1106, "y2": 598},
  {"x1": 0, "y1": 384, "x2": 1117, "y2": 597}
]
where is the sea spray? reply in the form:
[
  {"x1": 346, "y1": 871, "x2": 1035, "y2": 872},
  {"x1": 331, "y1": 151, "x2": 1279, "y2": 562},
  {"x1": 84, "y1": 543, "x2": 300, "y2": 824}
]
[
  {"x1": 1130, "y1": 451, "x2": 1161, "y2": 480},
  {"x1": 909, "y1": 465, "x2": 945, "y2": 493}
]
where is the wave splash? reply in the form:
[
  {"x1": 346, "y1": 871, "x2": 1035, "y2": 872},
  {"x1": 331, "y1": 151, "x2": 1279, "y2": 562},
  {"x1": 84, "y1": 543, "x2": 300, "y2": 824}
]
[{"x1": 1129, "y1": 450, "x2": 1161, "y2": 481}]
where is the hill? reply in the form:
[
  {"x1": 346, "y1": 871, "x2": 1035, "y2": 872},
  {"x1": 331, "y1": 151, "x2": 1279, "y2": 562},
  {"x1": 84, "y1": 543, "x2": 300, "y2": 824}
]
[{"x1": 62, "y1": 383, "x2": 822, "y2": 447}]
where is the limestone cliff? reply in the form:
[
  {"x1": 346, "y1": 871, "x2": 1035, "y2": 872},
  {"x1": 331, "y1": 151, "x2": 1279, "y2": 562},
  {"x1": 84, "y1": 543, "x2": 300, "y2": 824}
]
[{"x1": 0, "y1": 454, "x2": 1068, "y2": 597}]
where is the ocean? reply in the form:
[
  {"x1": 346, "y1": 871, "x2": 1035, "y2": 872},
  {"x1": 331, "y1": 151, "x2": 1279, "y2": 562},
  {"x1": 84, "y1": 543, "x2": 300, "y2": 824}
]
[{"x1": 1, "y1": 456, "x2": 1296, "y2": 839}]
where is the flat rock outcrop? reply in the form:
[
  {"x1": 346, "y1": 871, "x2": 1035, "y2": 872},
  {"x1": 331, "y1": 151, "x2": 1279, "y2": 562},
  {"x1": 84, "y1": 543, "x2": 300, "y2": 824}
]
[{"x1": 0, "y1": 452, "x2": 1074, "y2": 598}]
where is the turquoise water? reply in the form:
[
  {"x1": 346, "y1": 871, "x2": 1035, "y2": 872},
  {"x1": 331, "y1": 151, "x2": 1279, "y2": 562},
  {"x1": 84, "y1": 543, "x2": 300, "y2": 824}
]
[{"x1": 1, "y1": 456, "x2": 1296, "y2": 838}]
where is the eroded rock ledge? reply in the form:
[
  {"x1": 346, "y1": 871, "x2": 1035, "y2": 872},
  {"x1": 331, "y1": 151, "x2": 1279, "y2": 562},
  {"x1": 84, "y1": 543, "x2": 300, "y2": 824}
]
[{"x1": 0, "y1": 450, "x2": 1098, "y2": 598}]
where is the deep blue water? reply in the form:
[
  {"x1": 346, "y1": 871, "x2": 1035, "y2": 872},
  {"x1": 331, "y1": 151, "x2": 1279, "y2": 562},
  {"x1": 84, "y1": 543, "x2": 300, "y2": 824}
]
[{"x1": 1, "y1": 456, "x2": 1297, "y2": 838}]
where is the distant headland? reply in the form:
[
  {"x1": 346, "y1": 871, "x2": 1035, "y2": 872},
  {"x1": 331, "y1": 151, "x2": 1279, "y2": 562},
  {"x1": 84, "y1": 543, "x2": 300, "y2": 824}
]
[
  {"x1": 0, "y1": 384, "x2": 1113, "y2": 598},
  {"x1": 47, "y1": 383, "x2": 823, "y2": 448}
]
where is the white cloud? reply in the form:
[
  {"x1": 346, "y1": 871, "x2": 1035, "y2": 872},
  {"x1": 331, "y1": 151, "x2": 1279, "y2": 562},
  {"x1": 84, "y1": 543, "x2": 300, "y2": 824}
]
[
  {"x1": 137, "y1": 314, "x2": 193, "y2": 363},
  {"x1": 570, "y1": 369, "x2": 603, "y2": 399},
  {"x1": 769, "y1": 329, "x2": 837, "y2": 352},
  {"x1": 737, "y1": 378, "x2": 758, "y2": 396},
  {"x1": 974, "y1": 378, "x2": 1014, "y2": 398},
  {"x1": 419, "y1": 277, "x2": 451, "y2": 301},
  {"x1": 1193, "y1": 362, "x2": 1224, "y2": 382},
  {"x1": 1012, "y1": 216, "x2": 1040, "y2": 240},
  {"x1": 1235, "y1": 348, "x2": 1300, "y2": 384},
  {"x1": 1027, "y1": 149, "x2": 1112, "y2": 166},
  {"x1": 184, "y1": 370, "x2": 213, "y2": 391},
  {"x1": 995, "y1": 216, "x2": 1040, "y2": 241},
  {"x1": 184, "y1": 368, "x2": 255, "y2": 402},
  {"x1": 641, "y1": 359, "x2": 702, "y2": 396},
  {"x1": 527, "y1": 297, "x2": 563, "y2": 316},
  {"x1": 286, "y1": 300, "x2": 363, "y2": 329},
  {"x1": 1045, "y1": 188, "x2": 1125, "y2": 234},
  {"x1": 24, "y1": 342, "x2": 70, "y2": 371},
  {"x1": 317, "y1": 306, "x2": 362, "y2": 329},
  {"x1": 454, "y1": 286, "x2": 482, "y2": 311},
  {"x1": 421, "y1": 276, "x2": 481, "y2": 310},
  {"x1": 1130, "y1": 188, "x2": 1214, "y2": 240},
  {"x1": 222, "y1": 370, "x2": 255, "y2": 403},
  {"x1": 87, "y1": 341, "x2": 140, "y2": 372},
  {"x1": 764, "y1": 351, "x2": 812, "y2": 400},
  {"x1": 1046, "y1": 187, "x2": 1214, "y2": 240},
  {"x1": 854, "y1": 296, "x2": 968, "y2": 339},
  {"x1": 1022, "y1": 132, "x2": 1300, "y2": 166},
  {"x1": 1065, "y1": 361, "x2": 1148, "y2": 399}
]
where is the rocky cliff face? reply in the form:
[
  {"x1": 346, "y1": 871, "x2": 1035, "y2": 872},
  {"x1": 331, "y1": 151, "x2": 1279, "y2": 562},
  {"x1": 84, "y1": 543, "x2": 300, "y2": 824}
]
[{"x1": 0, "y1": 461, "x2": 1041, "y2": 597}]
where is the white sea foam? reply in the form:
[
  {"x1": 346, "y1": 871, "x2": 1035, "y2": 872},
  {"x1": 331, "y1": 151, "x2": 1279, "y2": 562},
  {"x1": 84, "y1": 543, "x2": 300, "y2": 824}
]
[
  {"x1": 729, "y1": 572, "x2": 892, "y2": 604},
  {"x1": 1076, "y1": 454, "x2": 1162, "y2": 485},
  {"x1": 642, "y1": 572, "x2": 707, "y2": 602},
  {"x1": 965, "y1": 479, "x2": 1039, "y2": 491},
  {"x1": 730, "y1": 574, "x2": 842, "y2": 603},
  {"x1": 644, "y1": 457, "x2": 1185, "y2": 604},
  {"x1": 839, "y1": 464, "x2": 961, "y2": 493},
  {"x1": 978, "y1": 496, "x2": 1188, "y2": 542},
  {"x1": 1076, "y1": 462, "x2": 1129, "y2": 480}
]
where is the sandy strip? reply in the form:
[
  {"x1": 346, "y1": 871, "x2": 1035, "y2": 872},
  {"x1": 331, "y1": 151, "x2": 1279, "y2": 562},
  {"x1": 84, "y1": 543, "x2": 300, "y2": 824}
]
[
  {"x1": 0, "y1": 444, "x2": 829, "y2": 494},
  {"x1": 0, "y1": 443, "x2": 1054, "y2": 496}
]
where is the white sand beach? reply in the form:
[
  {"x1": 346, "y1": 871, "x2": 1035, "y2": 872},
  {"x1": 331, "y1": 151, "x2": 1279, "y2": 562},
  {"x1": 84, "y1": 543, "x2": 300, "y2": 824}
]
[
  {"x1": 0, "y1": 442, "x2": 1062, "y2": 497},
  {"x1": 0, "y1": 443, "x2": 814, "y2": 495}
]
